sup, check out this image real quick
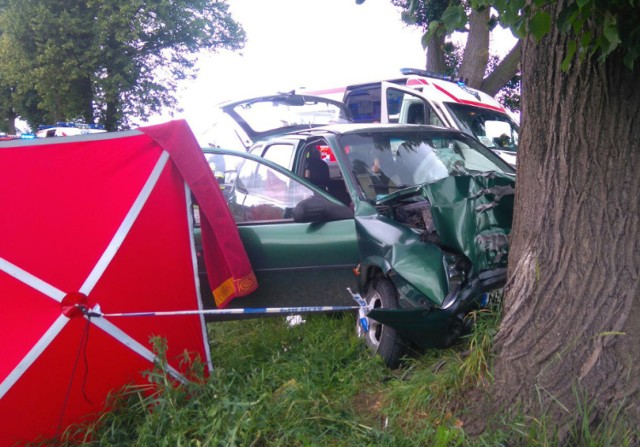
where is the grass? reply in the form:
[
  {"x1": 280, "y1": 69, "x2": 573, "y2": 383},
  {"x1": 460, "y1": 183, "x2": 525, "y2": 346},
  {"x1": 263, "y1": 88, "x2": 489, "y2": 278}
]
[{"x1": 51, "y1": 305, "x2": 639, "y2": 446}]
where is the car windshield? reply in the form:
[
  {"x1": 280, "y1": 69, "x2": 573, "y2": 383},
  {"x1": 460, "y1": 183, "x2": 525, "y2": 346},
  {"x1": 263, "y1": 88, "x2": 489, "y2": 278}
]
[
  {"x1": 339, "y1": 130, "x2": 513, "y2": 201},
  {"x1": 445, "y1": 103, "x2": 519, "y2": 152}
]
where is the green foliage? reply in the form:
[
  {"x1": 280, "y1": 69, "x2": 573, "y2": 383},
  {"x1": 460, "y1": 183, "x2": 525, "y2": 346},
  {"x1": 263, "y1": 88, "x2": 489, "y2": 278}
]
[
  {"x1": 392, "y1": 0, "x2": 456, "y2": 28},
  {"x1": 440, "y1": 4, "x2": 469, "y2": 32},
  {"x1": 390, "y1": 0, "x2": 520, "y2": 110},
  {"x1": 425, "y1": 4, "x2": 468, "y2": 46},
  {"x1": 472, "y1": 0, "x2": 640, "y2": 70},
  {"x1": 0, "y1": 0, "x2": 245, "y2": 130}
]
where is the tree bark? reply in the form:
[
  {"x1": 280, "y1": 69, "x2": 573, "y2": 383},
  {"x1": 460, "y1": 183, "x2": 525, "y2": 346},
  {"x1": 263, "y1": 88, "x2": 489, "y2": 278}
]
[
  {"x1": 487, "y1": 0, "x2": 640, "y2": 438},
  {"x1": 78, "y1": 74, "x2": 94, "y2": 124},
  {"x1": 425, "y1": 32, "x2": 447, "y2": 73},
  {"x1": 6, "y1": 110, "x2": 16, "y2": 135},
  {"x1": 480, "y1": 40, "x2": 521, "y2": 97},
  {"x1": 458, "y1": 7, "x2": 490, "y2": 89}
]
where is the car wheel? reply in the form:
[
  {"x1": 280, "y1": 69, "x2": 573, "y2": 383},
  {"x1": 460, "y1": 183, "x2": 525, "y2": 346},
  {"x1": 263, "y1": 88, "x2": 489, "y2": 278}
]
[{"x1": 357, "y1": 278, "x2": 406, "y2": 368}]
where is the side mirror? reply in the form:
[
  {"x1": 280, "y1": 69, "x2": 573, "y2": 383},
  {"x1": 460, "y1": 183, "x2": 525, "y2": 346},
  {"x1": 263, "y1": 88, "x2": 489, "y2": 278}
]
[{"x1": 293, "y1": 196, "x2": 354, "y2": 223}]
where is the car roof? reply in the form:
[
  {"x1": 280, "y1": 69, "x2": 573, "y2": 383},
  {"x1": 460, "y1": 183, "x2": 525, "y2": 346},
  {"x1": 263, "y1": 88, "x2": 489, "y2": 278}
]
[{"x1": 291, "y1": 122, "x2": 463, "y2": 138}]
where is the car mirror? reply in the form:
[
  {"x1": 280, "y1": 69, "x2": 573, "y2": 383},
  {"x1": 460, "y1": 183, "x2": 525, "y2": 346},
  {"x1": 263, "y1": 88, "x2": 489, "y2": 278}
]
[{"x1": 292, "y1": 196, "x2": 354, "y2": 223}]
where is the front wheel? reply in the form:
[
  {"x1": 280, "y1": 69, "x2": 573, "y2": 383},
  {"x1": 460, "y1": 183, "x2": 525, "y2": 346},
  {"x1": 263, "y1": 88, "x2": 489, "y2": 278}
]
[{"x1": 357, "y1": 278, "x2": 406, "y2": 368}]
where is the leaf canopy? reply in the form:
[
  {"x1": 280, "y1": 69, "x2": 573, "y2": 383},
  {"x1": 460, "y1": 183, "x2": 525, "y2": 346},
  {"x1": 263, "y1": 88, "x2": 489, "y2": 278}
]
[
  {"x1": 0, "y1": 0, "x2": 246, "y2": 130},
  {"x1": 472, "y1": 0, "x2": 640, "y2": 70}
]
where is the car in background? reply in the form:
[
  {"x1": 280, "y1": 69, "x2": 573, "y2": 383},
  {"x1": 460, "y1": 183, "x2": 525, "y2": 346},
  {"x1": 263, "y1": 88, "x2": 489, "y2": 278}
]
[
  {"x1": 197, "y1": 93, "x2": 515, "y2": 367},
  {"x1": 35, "y1": 121, "x2": 106, "y2": 138},
  {"x1": 304, "y1": 68, "x2": 520, "y2": 167}
]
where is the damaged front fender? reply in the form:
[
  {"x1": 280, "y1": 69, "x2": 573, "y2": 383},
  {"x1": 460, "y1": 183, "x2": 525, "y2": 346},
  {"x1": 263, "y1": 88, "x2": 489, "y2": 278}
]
[
  {"x1": 368, "y1": 267, "x2": 507, "y2": 348},
  {"x1": 354, "y1": 172, "x2": 514, "y2": 344}
]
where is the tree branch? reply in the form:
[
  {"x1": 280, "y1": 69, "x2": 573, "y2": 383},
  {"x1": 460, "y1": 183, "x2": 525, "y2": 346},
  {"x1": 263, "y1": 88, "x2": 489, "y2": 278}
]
[
  {"x1": 480, "y1": 40, "x2": 521, "y2": 96},
  {"x1": 459, "y1": 7, "x2": 491, "y2": 89},
  {"x1": 425, "y1": 32, "x2": 447, "y2": 73}
]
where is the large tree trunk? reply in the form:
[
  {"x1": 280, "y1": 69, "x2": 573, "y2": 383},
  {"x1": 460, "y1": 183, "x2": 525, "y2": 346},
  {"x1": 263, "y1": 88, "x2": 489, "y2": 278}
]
[
  {"x1": 487, "y1": 0, "x2": 640, "y2": 438},
  {"x1": 458, "y1": 7, "x2": 490, "y2": 89}
]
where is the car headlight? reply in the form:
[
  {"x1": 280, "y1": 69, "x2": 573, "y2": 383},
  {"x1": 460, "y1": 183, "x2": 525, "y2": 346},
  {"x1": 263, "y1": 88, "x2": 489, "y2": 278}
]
[{"x1": 443, "y1": 252, "x2": 470, "y2": 292}]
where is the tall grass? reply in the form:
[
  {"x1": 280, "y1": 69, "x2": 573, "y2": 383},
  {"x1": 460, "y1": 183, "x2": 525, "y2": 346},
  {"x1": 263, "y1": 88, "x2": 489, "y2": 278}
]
[{"x1": 51, "y1": 307, "x2": 638, "y2": 446}]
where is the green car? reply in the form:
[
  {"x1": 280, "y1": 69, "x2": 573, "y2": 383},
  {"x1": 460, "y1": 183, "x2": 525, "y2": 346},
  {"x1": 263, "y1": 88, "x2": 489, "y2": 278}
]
[{"x1": 198, "y1": 95, "x2": 515, "y2": 366}]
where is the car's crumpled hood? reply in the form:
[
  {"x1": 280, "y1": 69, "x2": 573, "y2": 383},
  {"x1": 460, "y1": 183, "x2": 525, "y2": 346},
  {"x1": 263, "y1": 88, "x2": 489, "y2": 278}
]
[
  {"x1": 377, "y1": 171, "x2": 515, "y2": 273},
  {"x1": 362, "y1": 172, "x2": 514, "y2": 345}
]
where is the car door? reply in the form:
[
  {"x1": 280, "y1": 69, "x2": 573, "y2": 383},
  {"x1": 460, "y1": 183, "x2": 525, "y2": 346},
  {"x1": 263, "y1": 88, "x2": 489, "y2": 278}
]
[
  {"x1": 379, "y1": 82, "x2": 451, "y2": 127},
  {"x1": 343, "y1": 81, "x2": 450, "y2": 127},
  {"x1": 200, "y1": 149, "x2": 359, "y2": 310}
]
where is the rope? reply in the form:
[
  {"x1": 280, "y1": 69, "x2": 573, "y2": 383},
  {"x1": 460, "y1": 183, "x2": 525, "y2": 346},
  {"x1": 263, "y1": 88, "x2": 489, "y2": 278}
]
[{"x1": 56, "y1": 316, "x2": 93, "y2": 438}]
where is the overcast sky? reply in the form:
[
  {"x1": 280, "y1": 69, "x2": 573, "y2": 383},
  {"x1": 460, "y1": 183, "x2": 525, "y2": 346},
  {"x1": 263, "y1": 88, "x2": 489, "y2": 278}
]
[{"x1": 154, "y1": 0, "x2": 517, "y2": 139}]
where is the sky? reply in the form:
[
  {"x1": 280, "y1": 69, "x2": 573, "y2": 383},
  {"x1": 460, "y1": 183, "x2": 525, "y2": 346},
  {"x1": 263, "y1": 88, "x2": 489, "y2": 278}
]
[{"x1": 152, "y1": 0, "x2": 517, "y2": 141}]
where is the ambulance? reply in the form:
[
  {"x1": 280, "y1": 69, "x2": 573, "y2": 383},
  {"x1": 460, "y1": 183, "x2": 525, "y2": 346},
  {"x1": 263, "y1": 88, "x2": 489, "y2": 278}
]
[
  {"x1": 304, "y1": 68, "x2": 519, "y2": 167},
  {"x1": 35, "y1": 121, "x2": 106, "y2": 138}
]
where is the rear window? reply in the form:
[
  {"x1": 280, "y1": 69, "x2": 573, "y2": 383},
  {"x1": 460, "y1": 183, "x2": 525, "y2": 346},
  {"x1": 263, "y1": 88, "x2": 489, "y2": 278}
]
[{"x1": 230, "y1": 98, "x2": 351, "y2": 133}]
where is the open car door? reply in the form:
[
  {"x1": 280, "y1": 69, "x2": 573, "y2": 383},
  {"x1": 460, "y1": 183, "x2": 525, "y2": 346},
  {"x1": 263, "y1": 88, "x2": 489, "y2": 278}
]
[
  {"x1": 198, "y1": 149, "x2": 359, "y2": 313},
  {"x1": 379, "y1": 81, "x2": 451, "y2": 126}
]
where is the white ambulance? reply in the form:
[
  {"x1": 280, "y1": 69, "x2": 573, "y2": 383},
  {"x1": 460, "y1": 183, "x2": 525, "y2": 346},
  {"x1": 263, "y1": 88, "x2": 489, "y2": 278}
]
[
  {"x1": 304, "y1": 68, "x2": 519, "y2": 167},
  {"x1": 35, "y1": 121, "x2": 106, "y2": 138}
]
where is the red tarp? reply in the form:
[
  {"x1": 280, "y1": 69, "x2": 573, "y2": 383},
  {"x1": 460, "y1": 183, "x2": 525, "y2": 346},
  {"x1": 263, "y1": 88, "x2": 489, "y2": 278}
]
[{"x1": 0, "y1": 120, "x2": 256, "y2": 445}]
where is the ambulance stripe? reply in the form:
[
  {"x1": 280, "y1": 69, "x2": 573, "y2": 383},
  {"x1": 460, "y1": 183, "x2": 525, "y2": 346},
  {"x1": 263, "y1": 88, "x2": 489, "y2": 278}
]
[{"x1": 433, "y1": 84, "x2": 506, "y2": 113}]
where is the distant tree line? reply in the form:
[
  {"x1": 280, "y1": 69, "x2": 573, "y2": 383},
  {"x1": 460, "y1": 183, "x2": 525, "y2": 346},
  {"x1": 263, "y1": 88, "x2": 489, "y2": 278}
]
[{"x1": 0, "y1": 0, "x2": 246, "y2": 133}]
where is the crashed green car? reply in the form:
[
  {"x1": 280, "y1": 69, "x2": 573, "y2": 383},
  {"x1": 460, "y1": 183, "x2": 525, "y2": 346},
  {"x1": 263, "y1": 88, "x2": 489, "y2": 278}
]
[{"x1": 198, "y1": 96, "x2": 515, "y2": 366}]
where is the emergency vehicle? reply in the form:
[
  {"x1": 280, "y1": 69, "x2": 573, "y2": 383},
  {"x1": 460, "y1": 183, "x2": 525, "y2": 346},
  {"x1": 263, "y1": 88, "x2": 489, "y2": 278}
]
[
  {"x1": 304, "y1": 68, "x2": 519, "y2": 167},
  {"x1": 36, "y1": 121, "x2": 106, "y2": 138}
]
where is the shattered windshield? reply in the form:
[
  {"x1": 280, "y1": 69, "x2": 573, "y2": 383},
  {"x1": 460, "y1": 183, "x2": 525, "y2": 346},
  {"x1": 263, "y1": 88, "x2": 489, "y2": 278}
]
[
  {"x1": 446, "y1": 103, "x2": 519, "y2": 152},
  {"x1": 340, "y1": 130, "x2": 513, "y2": 201}
]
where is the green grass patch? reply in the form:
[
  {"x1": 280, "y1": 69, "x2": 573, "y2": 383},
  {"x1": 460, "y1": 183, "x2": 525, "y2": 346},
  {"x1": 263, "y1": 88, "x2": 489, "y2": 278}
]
[{"x1": 51, "y1": 307, "x2": 639, "y2": 446}]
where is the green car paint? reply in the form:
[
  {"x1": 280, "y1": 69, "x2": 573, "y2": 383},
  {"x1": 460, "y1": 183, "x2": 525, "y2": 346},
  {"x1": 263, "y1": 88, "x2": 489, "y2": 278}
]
[
  {"x1": 198, "y1": 123, "x2": 514, "y2": 348},
  {"x1": 196, "y1": 149, "x2": 360, "y2": 312}
]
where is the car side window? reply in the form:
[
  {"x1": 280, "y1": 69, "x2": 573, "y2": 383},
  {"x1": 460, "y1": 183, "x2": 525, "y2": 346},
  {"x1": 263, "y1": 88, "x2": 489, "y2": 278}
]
[
  {"x1": 229, "y1": 156, "x2": 315, "y2": 223},
  {"x1": 261, "y1": 143, "x2": 295, "y2": 170},
  {"x1": 386, "y1": 88, "x2": 445, "y2": 127}
]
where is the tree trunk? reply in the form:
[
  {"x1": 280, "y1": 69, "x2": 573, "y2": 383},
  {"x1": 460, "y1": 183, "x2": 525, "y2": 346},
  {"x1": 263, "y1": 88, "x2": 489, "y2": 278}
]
[
  {"x1": 425, "y1": 32, "x2": 447, "y2": 73},
  {"x1": 458, "y1": 7, "x2": 490, "y2": 89},
  {"x1": 78, "y1": 74, "x2": 94, "y2": 124},
  {"x1": 480, "y1": 40, "x2": 521, "y2": 97},
  {"x1": 488, "y1": 0, "x2": 640, "y2": 438},
  {"x1": 104, "y1": 99, "x2": 119, "y2": 131},
  {"x1": 6, "y1": 110, "x2": 16, "y2": 135}
]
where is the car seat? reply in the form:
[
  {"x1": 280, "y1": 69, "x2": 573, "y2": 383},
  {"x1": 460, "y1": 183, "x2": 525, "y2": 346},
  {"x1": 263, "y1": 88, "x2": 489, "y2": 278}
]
[{"x1": 304, "y1": 147, "x2": 331, "y2": 191}]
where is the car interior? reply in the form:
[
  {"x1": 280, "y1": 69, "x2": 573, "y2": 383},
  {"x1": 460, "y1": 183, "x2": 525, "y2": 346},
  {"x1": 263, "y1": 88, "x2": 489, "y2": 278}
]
[{"x1": 301, "y1": 142, "x2": 351, "y2": 207}]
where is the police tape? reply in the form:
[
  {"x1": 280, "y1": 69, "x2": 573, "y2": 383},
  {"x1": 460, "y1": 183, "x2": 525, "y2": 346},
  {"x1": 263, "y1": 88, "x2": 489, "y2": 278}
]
[{"x1": 78, "y1": 289, "x2": 370, "y2": 318}]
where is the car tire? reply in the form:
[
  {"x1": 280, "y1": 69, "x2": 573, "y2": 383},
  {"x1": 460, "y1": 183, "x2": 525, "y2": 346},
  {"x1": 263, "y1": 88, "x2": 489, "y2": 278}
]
[{"x1": 357, "y1": 278, "x2": 406, "y2": 368}]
